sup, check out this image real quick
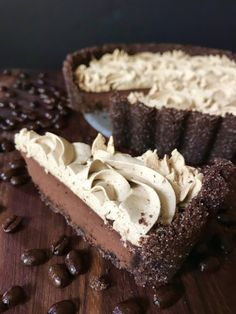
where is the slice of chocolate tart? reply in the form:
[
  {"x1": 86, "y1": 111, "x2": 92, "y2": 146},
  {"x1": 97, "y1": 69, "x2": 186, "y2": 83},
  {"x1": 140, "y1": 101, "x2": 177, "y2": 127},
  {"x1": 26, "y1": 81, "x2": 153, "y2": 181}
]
[
  {"x1": 63, "y1": 43, "x2": 236, "y2": 165},
  {"x1": 15, "y1": 129, "x2": 235, "y2": 287}
]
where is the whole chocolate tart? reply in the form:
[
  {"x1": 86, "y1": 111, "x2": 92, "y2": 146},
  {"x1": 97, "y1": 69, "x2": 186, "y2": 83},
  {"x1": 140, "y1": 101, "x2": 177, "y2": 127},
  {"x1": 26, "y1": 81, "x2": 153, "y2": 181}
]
[
  {"x1": 15, "y1": 129, "x2": 236, "y2": 287},
  {"x1": 63, "y1": 43, "x2": 236, "y2": 166}
]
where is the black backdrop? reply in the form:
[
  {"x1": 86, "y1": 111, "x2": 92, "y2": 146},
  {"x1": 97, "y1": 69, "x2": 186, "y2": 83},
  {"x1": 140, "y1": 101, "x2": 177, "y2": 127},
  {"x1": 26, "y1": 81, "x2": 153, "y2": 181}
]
[{"x1": 0, "y1": 0, "x2": 236, "y2": 69}]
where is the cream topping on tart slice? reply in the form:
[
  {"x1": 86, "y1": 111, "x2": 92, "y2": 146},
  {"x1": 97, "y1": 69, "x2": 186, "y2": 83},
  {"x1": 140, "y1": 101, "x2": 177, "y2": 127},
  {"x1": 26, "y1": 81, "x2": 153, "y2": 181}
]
[
  {"x1": 15, "y1": 129, "x2": 202, "y2": 246},
  {"x1": 76, "y1": 49, "x2": 236, "y2": 116}
]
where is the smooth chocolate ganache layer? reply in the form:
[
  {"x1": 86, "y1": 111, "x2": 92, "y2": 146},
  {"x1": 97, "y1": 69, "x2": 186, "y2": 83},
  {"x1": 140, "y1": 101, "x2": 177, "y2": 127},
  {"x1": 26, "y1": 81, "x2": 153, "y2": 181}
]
[{"x1": 15, "y1": 129, "x2": 235, "y2": 286}]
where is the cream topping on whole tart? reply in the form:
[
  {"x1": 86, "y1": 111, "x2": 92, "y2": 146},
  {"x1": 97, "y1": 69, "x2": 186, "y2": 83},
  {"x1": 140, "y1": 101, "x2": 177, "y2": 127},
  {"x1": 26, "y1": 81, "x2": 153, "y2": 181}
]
[
  {"x1": 76, "y1": 49, "x2": 236, "y2": 117},
  {"x1": 15, "y1": 129, "x2": 203, "y2": 246}
]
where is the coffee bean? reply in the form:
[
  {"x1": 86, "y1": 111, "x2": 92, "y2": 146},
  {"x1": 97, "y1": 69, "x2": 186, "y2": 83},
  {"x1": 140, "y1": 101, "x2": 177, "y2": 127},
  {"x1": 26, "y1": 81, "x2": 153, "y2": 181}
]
[
  {"x1": 38, "y1": 72, "x2": 47, "y2": 79},
  {"x1": 48, "y1": 264, "x2": 71, "y2": 288},
  {"x1": 21, "y1": 249, "x2": 48, "y2": 266},
  {"x1": 19, "y1": 72, "x2": 29, "y2": 80},
  {"x1": 5, "y1": 91, "x2": 17, "y2": 98},
  {"x1": 0, "y1": 140, "x2": 14, "y2": 153},
  {"x1": 21, "y1": 82, "x2": 33, "y2": 91},
  {"x1": 2, "y1": 215, "x2": 23, "y2": 233},
  {"x1": 28, "y1": 87, "x2": 39, "y2": 95},
  {"x1": 211, "y1": 234, "x2": 233, "y2": 255},
  {"x1": 1, "y1": 168, "x2": 24, "y2": 181},
  {"x1": 0, "y1": 86, "x2": 8, "y2": 92},
  {"x1": 45, "y1": 111, "x2": 55, "y2": 120},
  {"x1": 9, "y1": 159, "x2": 25, "y2": 170},
  {"x1": 0, "y1": 298, "x2": 8, "y2": 313},
  {"x1": 37, "y1": 87, "x2": 46, "y2": 94},
  {"x1": 0, "y1": 102, "x2": 7, "y2": 108},
  {"x1": 36, "y1": 119, "x2": 52, "y2": 129},
  {"x1": 2, "y1": 286, "x2": 25, "y2": 308},
  {"x1": 26, "y1": 122, "x2": 39, "y2": 131},
  {"x1": 113, "y1": 299, "x2": 143, "y2": 314},
  {"x1": 8, "y1": 102, "x2": 17, "y2": 109},
  {"x1": 153, "y1": 282, "x2": 183, "y2": 309},
  {"x1": 45, "y1": 103, "x2": 56, "y2": 110},
  {"x1": 0, "y1": 122, "x2": 13, "y2": 131},
  {"x1": 48, "y1": 300, "x2": 77, "y2": 314},
  {"x1": 54, "y1": 119, "x2": 66, "y2": 130},
  {"x1": 51, "y1": 235, "x2": 70, "y2": 256},
  {"x1": 29, "y1": 101, "x2": 39, "y2": 109},
  {"x1": 199, "y1": 256, "x2": 221, "y2": 273},
  {"x1": 37, "y1": 79, "x2": 45, "y2": 85},
  {"x1": 65, "y1": 250, "x2": 84, "y2": 276},
  {"x1": 5, "y1": 117, "x2": 18, "y2": 127},
  {"x1": 2, "y1": 70, "x2": 11, "y2": 75},
  {"x1": 10, "y1": 175, "x2": 29, "y2": 186},
  {"x1": 217, "y1": 213, "x2": 236, "y2": 227}
]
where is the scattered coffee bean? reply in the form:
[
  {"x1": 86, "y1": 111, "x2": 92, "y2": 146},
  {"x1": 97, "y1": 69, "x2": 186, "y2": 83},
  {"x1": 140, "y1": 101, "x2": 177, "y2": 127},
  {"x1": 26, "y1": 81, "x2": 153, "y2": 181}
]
[
  {"x1": 113, "y1": 299, "x2": 143, "y2": 314},
  {"x1": 0, "y1": 298, "x2": 8, "y2": 313},
  {"x1": 153, "y1": 282, "x2": 184, "y2": 309},
  {"x1": 89, "y1": 275, "x2": 110, "y2": 291},
  {"x1": 5, "y1": 117, "x2": 17, "y2": 127},
  {"x1": 51, "y1": 235, "x2": 70, "y2": 256},
  {"x1": 1, "y1": 168, "x2": 20, "y2": 181},
  {"x1": 2, "y1": 286, "x2": 25, "y2": 308},
  {"x1": 45, "y1": 103, "x2": 56, "y2": 110},
  {"x1": 217, "y1": 213, "x2": 236, "y2": 227},
  {"x1": 0, "y1": 122, "x2": 13, "y2": 131},
  {"x1": 37, "y1": 79, "x2": 45, "y2": 85},
  {"x1": 199, "y1": 256, "x2": 221, "y2": 273},
  {"x1": 38, "y1": 72, "x2": 46, "y2": 79},
  {"x1": 2, "y1": 215, "x2": 23, "y2": 233},
  {"x1": 0, "y1": 140, "x2": 14, "y2": 152},
  {"x1": 5, "y1": 91, "x2": 17, "y2": 98},
  {"x1": 10, "y1": 175, "x2": 28, "y2": 186},
  {"x1": 45, "y1": 111, "x2": 55, "y2": 120},
  {"x1": 48, "y1": 300, "x2": 77, "y2": 314},
  {"x1": 0, "y1": 86, "x2": 8, "y2": 92},
  {"x1": 8, "y1": 102, "x2": 17, "y2": 109},
  {"x1": 2, "y1": 69, "x2": 11, "y2": 75},
  {"x1": 0, "y1": 102, "x2": 6, "y2": 108},
  {"x1": 21, "y1": 249, "x2": 48, "y2": 266},
  {"x1": 36, "y1": 119, "x2": 52, "y2": 129},
  {"x1": 65, "y1": 250, "x2": 84, "y2": 276},
  {"x1": 48, "y1": 264, "x2": 71, "y2": 288},
  {"x1": 26, "y1": 122, "x2": 39, "y2": 131},
  {"x1": 19, "y1": 72, "x2": 29, "y2": 80},
  {"x1": 29, "y1": 101, "x2": 39, "y2": 109},
  {"x1": 54, "y1": 119, "x2": 66, "y2": 130},
  {"x1": 9, "y1": 159, "x2": 25, "y2": 170},
  {"x1": 211, "y1": 234, "x2": 233, "y2": 255}
]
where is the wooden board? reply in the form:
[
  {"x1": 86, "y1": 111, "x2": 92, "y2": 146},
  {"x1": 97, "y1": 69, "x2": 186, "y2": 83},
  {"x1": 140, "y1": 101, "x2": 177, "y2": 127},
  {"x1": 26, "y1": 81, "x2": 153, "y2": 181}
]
[{"x1": 0, "y1": 71, "x2": 235, "y2": 314}]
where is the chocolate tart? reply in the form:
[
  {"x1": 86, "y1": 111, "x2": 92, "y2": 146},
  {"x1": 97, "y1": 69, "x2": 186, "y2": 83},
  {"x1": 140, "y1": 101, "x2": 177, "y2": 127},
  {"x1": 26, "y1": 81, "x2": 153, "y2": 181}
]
[
  {"x1": 110, "y1": 96, "x2": 236, "y2": 166},
  {"x1": 63, "y1": 43, "x2": 235, "y2": 113},
  {"x1": 63, "y1": 43, "x2": 236, "y2": 165},
  {"x1": 15, "y1": 129, "x2": 236, "y2": 287}
]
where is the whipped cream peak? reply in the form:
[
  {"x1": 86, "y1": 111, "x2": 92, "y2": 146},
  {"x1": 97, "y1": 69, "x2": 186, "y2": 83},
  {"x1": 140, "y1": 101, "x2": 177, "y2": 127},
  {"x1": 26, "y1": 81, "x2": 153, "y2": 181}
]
[
  {"x1": 76, "y1": 49, "x2": 236, "y2": 116},
  {"x1": 15, "y1": 129, "x2": 203, "y2": 246}
]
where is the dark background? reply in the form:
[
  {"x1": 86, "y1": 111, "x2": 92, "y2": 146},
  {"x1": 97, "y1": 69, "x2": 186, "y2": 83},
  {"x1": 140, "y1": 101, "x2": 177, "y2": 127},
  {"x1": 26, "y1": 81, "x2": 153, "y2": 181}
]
[{"x1": 0, "y1": 0, "x2": 236, "y2": 69}]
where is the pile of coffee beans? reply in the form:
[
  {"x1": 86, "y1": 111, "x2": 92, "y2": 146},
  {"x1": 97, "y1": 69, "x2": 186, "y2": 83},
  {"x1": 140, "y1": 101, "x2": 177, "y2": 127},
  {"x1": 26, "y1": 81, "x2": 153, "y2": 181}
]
[
  {"x1": 0, "y1": 286, "x2": 25, "y2": 312},
  {"x1": 0, "y1": 70, "x2": 71, "y2": 136}
]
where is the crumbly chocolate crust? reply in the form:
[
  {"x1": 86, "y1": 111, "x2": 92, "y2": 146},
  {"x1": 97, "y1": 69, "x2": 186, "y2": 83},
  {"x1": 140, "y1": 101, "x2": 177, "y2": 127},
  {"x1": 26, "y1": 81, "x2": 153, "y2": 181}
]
[
  {"x1": 111, "y1": 95, "x2": 236, "y2": 166},
  {"x1": 63, "y1": 43, "x2": 236, "y2": 113},
  {"x1": 32, "y1": 158, "x2": 235, "y2": 287}
]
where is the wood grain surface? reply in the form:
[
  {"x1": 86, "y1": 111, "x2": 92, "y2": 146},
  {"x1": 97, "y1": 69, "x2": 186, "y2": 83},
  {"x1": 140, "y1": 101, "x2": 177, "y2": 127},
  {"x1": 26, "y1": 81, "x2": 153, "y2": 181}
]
[{"x1": 0, "y1": 71, "x2": 235, "y2": 314}]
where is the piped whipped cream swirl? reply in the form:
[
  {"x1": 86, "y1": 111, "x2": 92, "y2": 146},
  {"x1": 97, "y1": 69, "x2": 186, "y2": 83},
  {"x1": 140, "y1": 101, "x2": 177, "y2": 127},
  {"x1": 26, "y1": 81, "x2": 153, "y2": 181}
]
[
  {"x1": 15, "y1": 129, "x2": 203, "y2": 246},
  {"x1": 76, "y1": 49, "x2": 236, "y2": 116}
]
